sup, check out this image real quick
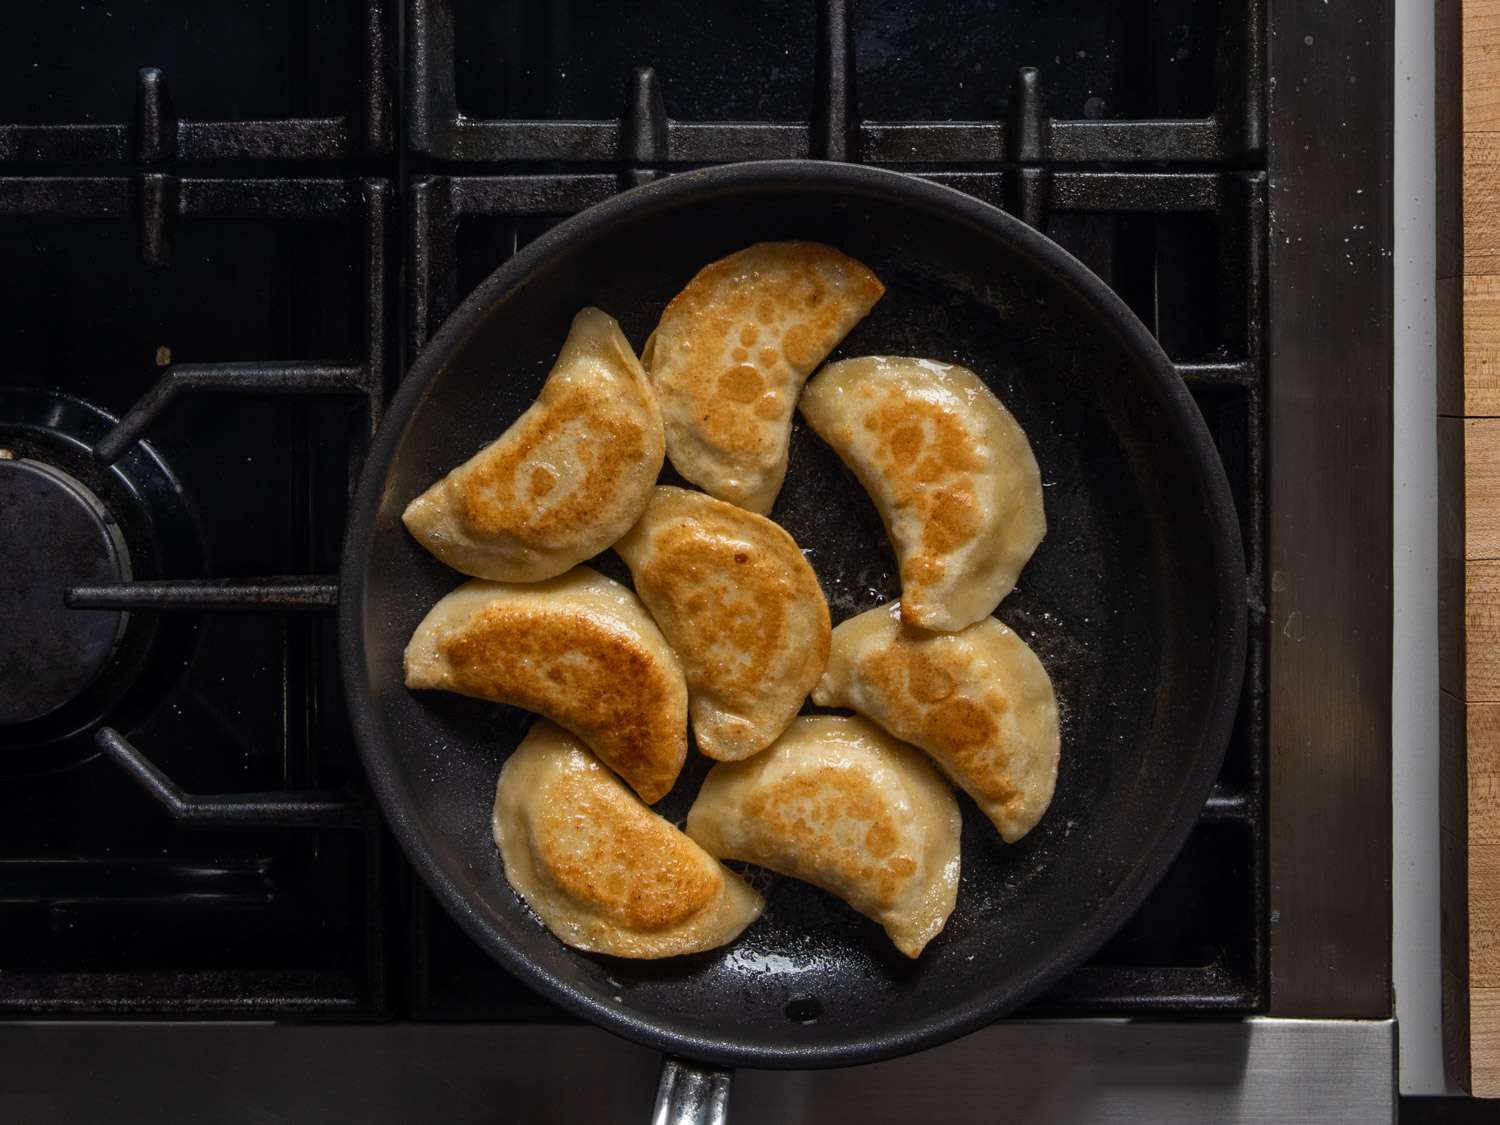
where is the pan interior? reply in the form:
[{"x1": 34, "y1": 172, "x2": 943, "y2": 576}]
[{"x1": 350, "y1": 174, "x2": 1241, "y2": 1065}]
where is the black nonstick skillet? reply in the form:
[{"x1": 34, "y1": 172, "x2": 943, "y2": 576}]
[{"x1": 339, "y1": 161, "x2": 1246, "y2": 1120}]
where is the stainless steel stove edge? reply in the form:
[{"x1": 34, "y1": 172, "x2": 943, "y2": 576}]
[
  {"x1": 0, "y1": 1018, "x2": 1395, "y2": 1124},
  {"x1": 1266, "y1": 0, "x2": 1394, "y2": 1018}
]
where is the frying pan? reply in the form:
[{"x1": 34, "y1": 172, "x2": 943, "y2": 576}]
[{"x1": 339, "y1": 161, "x2": 1246, "y2": 1117}]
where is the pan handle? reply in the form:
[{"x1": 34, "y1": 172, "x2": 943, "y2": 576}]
[{"x1": 650, "y1": 1057, "x2": 732, "y2": 1125}]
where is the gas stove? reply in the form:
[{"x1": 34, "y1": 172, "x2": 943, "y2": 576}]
[{"x1": 0, "y1": 2, "x2": 1394, "y2": 1122}]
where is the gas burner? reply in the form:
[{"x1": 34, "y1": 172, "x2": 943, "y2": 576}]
[
  {"x1": 0, "y1": 388, "x2": 202, "y2": 775},
  {"x1": 0, "y1": 456, "x2": 130, "y2": 725}
]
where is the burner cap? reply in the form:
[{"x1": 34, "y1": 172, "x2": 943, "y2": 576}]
[{"x1": 0, "y1": 455, "x2": 129, "y2": 726}]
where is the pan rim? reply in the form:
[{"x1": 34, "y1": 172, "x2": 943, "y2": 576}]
[{"x1": 339, "y1": 160, "x2": 1248, "y2": 1070}]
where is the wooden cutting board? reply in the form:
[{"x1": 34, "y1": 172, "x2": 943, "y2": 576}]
[{"x1": 1439, "y1": 0, "x2": 1500, "y2": 1098}]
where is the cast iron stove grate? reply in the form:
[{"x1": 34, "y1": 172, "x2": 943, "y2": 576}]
[
  {"x1": 0, "y1": 138, "x2": 395, "y2": 1011},
  {"x1": 0, "y1": 0, "x2": 1266, "y2": 1021}
]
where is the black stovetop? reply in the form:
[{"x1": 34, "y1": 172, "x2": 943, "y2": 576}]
[{"x1": 0, "y1": 0, "x2": 1266, "y2": 1021}]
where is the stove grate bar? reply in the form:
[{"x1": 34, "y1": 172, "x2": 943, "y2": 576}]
[
  {"x1": 94, "y1": 361, "x2": 371, "y2": 466},
  {"x1": 0, "y1": 116, "x2": 366, "y2": 165},
  {"x1": 426, "y1": 170, "x2": 1237, "y2": 224},
  {"x1": 95, "y1": 727, "x2": 368, "y2": 829},
  {"x1": 418, "y1": 114, "x2": 1237, "y2": 169},
  {"x1": 1177, "y1": 361, "x2": 1257, "y2": 389},
  {"x1": 1030, "y1": 964, "x2": 1258, "y2": 1013},
  {"x1": 411, "y1": 115, "x2": 1238, "y2": 170},
  {"x1": 619, "y1": 68, "x2": 667, "y2": 189},
  {"x1": 1203, "y1": 787, "x2": 1255, "y2": 823},
  {"x1": 66, "y1": 578, "x2": 339, "y2": 614},
  {"x1": 812, "y1": 0, "x2": 855, "y2": 161},
  {"x1": 0, "y1": 856, "x2": 275, "y2": 903},
  {"x1": 447, "y1": 174, "x2": 617, "y2": 214}
]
